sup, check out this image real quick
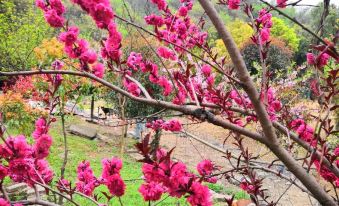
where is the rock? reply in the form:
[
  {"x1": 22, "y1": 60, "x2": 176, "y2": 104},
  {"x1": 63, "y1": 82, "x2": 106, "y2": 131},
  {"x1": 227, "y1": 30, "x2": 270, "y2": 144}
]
[
  {"x1": 25, "y1": 185, "x2": 45, "y2": 196},
  {"x1": 6, "y1": 183, "x2": 27, "y2": 193},
  {"x1": 129, "y1": 153, "x2": 144, "y2": 161},
  {"x1": 126, "y1": 149, "x2": 139, "y2": 153},
  {"x1": 96, "y1": 133, "x2": 111, "y2": 143},
  {"x1": 69, "y1": 124, "x2": 97, "y2": 140},
  {"x1": 210, "y1": 190, "x2": 231, "y2": 202}
]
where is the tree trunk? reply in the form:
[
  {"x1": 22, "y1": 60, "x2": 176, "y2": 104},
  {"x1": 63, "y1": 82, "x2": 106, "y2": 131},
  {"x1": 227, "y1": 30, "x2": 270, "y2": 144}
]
[{"x1": 90, "y1": 94, "x2": 94, "y2": 121}]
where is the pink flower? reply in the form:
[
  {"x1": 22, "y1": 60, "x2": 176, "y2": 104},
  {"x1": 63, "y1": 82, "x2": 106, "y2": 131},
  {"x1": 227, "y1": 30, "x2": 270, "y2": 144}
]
[
  {"x1": 318, "y1": 53, "x2": 330, "y2": 68},
  {"x1": 240, "y1": 180, "x2": 256, "y2": 194},
  {"x1": 92, "y1": 63, "x2": 105, "y2": 78},
  {"x1": 151, "y1": 0, "x2": 167, "y2": 11},
  {"x1": 139, "y1": 182, "x2": 164, "y2": 201},
  {"x1": 50, "y1": 0, "x2": 65, "y2": 15},
  {"x1": 157, "y1": 76, "x2": 172, "y2": 96},
  {"x1": 0, "y1": 165, "x2": 8, "y2": 180},
  {"x1": 306, "y1": 53, "x2": 315, "y2": 65},
  {"x1": 157, "y1": 47, "x2": 177, "y2": 61},
  {"x1": 80, "y1": 50, "x2": 97, "y2": 64},
  {"x1": 197, "y1": 160, "x2": 214, "y2": 176},
  {"x1": 34, "y1": 134, "x2": 52, "y2": 159},
  {"x1": 57, "y1": 179, "x2": 70, "y2": 193},
  {"x1": 10, "y1": 135, "x2": 32, "y2": 158},
  {"x1": 142, "y1": 163, "x2": 166, "y2": 183},
  {"x1": 187, "y1": 182, "x2": 212, "y2": 206},
  {"x1": 44, "y1": 9, "x2": 65, "y2": 28},
  {"x1": 103, "y1": 27, "x2": 122, "y2": 62},
  {"x1": 206, "y1": 75, "x2": 215, "y2": 86},
  {"x1": 162, "y1": 119, "x2": 182, "y2": 132},
  {"x1": 123, "y1": 80, "x2": 141, "y2": 97},
  {"x1": 33, "y1": 118, "x2": 48, "y2": 139},
  {"x1": 277, "y1": 0, "x2": 287, "y2": 8},
  {"x1": 228, "y1": 0, "x2": 241, "y2": 10},
  {"x1": 52, "y1": 60, "x2": 64, "y2": 70},
  {"x1": 8, "y1": 158, "x2": 34, "y2": 183},
  {"x1": 178, "y1": 6, "x2": 188, "y2": 16},
  {"x1": 145, "y1": 14, "x2": 164, "y2": 27},
  {"x1": 76, "y1": 161, "x2": 99, "y2": 196},
  {"x1": 146, "y1": 119, "x2": 165, "y2": 131},
  {"x1": 271, "y1": 100, "x2": 282, "y2": 111},
  {"x1": 65, "y1": 39, "x2": 89, "y2": 59},
  {"x1": 59, "y1": 26, "x2": 79, "y2": 46},
  {"x1": 201, "y1": 65, "x2": 211, "y2": 76},
  {"x1": 101, "y1": 157, "x2": 123, "y2": 179},
  {"x1": 156, "y1": 148, "x2": 167, "y2": 160},
  {"x1": 229, "y1": 90, "x2": 243, "y2": 105},
  {"x1": 30, "y1": 159, "x2": 54, "y2": 186},
  {"x1": 127, "y1": 52, "x2": 143, "y2": 71},
  {"x1": 314, "y1": 160, "x2": 338, "y2": 187},
  {"x1": 260, "y1": 28, "x2": 270, "y2": 43},
  {"x1": 334, "y1": 147, "x2": 339, "y2": 157},
  {"x1": 35, "y1": 0, "x2": 47, "y2": 11},
  {"x1": 258, "y1": 9, "x2": 272, "y2": 27},
  {"x1": 173, "y1": 88, "x2": 186, "y2": 105},
  {"x1": 91, "y1": 3, "x2": 114, "y2": 29},
  {"x1": 105, "y1": 174, "x2": 125, "y2": 197},
  {"x1": 0, "y1": 198, "x2": 10, "y2": 206}
]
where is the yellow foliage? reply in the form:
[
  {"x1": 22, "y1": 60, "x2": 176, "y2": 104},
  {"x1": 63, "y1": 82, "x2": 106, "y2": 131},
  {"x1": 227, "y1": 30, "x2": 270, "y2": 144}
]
[
  {"x1": 34, "y1": 37, "x2": 64, "y2": 62},
  {"x1": 0, "y1": 92, "x2": 47, "y2": 121},
  {"x1": 213, "y1": 19, "x2": 253, "y2": 58}
]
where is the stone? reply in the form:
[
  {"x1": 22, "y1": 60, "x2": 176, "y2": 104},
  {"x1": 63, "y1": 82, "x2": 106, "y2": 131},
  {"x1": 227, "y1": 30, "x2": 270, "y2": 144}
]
[
  {"x1": 210, "y1": 189, "x2": 231, "y2": 202},
  {"x1": 96, "y1": 133, "x2": 111, "y2": 143},
  {"x1": 6, "y1": 183, "x2": 27, "y2": 193},
  {"x1": 129, "y1": 152, "x2": 144, "y2": 161},
  {"x1": 25, "y1": 185, "x2": 45, "y2": 196},
  {"x1": 69, "y1": 124, "x2": 97, "y2": 140}
]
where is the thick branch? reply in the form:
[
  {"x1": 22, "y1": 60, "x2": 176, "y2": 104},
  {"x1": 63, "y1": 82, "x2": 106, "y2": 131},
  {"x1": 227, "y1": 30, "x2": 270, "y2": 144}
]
[
  {"x1": 0, "y1": 70, "x2": 265, "y2": 143},
  {"x1": 198, "y1": 0, "x2": 279, "y2": 144},
  {"x1": 273, "y1": 121, "x2": 339, "y2": 177}
]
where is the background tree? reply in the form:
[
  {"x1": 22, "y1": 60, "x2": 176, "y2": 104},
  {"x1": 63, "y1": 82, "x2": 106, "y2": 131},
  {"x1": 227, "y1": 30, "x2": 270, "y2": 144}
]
[{"x1": 0, "y1": 0, "x2": 52, "y2": 71}]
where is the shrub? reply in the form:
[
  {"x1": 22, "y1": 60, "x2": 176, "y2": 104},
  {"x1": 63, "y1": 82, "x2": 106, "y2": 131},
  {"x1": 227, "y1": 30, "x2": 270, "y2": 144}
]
[
  {"x1": 241, "y1": 38, "x2": 293, "y2": 78},
  {"x1": 0, "y1": 92, "x2": 47, "y2": 135}
]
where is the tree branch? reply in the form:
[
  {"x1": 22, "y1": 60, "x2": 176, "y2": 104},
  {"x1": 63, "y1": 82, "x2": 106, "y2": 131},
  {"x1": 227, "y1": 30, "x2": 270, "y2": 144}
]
[
  {"x1": 197, "y1": 0, "x2": 336, "y2": 205},
  {"x1": 0, "y1": 70, "x2": 265, "y2": 143}
]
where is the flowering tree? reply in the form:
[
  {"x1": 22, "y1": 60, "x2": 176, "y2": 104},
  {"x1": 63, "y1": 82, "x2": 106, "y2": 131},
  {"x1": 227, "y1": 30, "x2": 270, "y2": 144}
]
[{"x1": 0, "y1": 0, "x2": 338, "y2": 206}]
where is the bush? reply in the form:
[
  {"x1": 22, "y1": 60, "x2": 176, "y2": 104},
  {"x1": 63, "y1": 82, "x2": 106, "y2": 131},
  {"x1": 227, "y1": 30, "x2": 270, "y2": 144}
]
[
  {"x1": 241, "y1": 38, "x2": 293, "y2": 78},
  {"x1": 0, "y1": 92, "x2": 47, "y2": 135}
]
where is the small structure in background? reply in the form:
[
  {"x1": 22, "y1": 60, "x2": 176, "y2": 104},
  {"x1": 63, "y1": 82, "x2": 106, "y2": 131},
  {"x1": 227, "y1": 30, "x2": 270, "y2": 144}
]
[{"x1": 128, "y1": 118, "x2": 147, "y2": 140}]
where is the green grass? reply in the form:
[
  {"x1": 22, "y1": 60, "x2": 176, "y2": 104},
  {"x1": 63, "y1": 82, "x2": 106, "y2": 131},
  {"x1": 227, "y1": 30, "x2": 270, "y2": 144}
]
[{"x1": 6, "y1": 116, "x2": 188, "y2": 205}]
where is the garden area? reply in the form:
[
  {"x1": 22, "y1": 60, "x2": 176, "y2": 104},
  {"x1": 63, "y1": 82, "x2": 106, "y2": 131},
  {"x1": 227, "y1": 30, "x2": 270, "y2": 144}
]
[{"x1": 0, "y1": 0, "x2": 338, "y2": 206}]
